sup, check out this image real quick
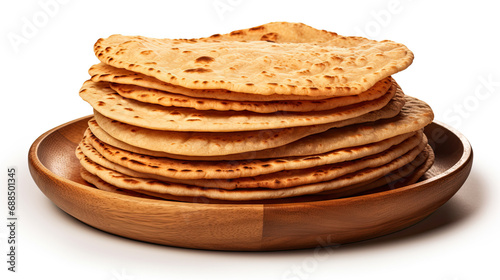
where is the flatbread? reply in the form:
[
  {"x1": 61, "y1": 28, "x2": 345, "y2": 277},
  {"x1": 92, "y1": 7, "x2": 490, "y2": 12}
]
[
  {"x1": 79, "y1": 168, "x2": 156, "y2": 199},
  {"x1": 76, "y1": 142, "x2": 429, "y2": 201},
  {"x1": 94, "y1": 22, "x2": 413, "y2": 96},
  {"x1": 89, "y1": 63, "x2": 334, "y2": 101},
  {"x1": 82, "y1": 126, "x2": 419, "y2": 179},
  {"x1": 176, "y1": 134, "x2": 426, "y2": 189},
  {"x1": 79, "y1": 79, "x2": 397, "y2": 131},
  {"x1": 92, "y1": 88, "x2": 404, "y2": 156},
  {"x1": 372, "y1": 144, "x2": 435, "y2": 190},
  {"x1": 91, "y1": 93, "x2": 426, "y2": 158},
  {"x1": 318, "y1": 144, "x2": 434, "y2": 197},
  {"x1": 108, "y1": 77, "x2": 392, "y2": 113},
  {"x1": 79, "y1": 145, "x2": 433, "y2": 203},
  {"x1": 80, "y1": 130, "x2": 426, "y2": 189}
]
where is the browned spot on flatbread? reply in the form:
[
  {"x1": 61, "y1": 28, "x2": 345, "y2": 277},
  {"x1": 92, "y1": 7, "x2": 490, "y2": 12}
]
[
  {"x1": 184, "y1": 68, "x2": 213, "y2": 73},
  {"x1": 195, "y1": 56, "x2": 215, "y2": 63},
  {"x1": 249, "y1": 25, "x2": 265, "y2": 32},
  {"x1": 260, "y1": 32, "x2": 278, "y2": 42},
  {"x1": 123, "y1": 178, "x2": 139, "y2": 184},
  {"x1": 230, "y1": 30, "x2": 246, "y2": 36},
  {"x1": 129, "y1": 159, "x2": 146, "y2": 166}
]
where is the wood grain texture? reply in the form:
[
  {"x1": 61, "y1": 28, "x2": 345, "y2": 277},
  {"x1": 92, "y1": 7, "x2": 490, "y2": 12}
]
[{"x1": 28, "y1": 116, "x2": 473, "y2": 251}]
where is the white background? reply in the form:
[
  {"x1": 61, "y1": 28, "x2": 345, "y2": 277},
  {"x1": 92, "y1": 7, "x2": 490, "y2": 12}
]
[{"x1": 1, "y1": 0, "x2": 499, "y2": 279}]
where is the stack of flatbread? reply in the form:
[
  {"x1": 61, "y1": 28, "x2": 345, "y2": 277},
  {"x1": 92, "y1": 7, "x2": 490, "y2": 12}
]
[{"x1": 75, "y1": 22, "x2": 435, "y2": 203}]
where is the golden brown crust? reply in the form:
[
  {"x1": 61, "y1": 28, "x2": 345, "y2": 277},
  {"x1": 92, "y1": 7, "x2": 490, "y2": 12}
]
[{"x1": 93, "y1": 22, "x2": 413, "y2": 96}]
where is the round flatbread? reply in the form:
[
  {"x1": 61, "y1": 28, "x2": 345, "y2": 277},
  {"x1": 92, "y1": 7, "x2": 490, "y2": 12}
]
[
  {"x1": 108, "y1": 77, "x2": 392, "y2": 113},
  {"x1": 79, "y1": 145, "x2": 433, "y2": 203},
  {"x1": 79, "y1": 79, "x2": 397, "y2": 131},
  {"x1": 80, "y1": 131, "x2": 426, "y2": 189},
  {"x1": 76, "y1": 142, "x2": 428, "y2": 201},
  {"x1": 82, "y1": 126, "x2": 419, "y2": 180},
  {"x1": 89, "y1": 63, "x2": 333, "y2": 101},
  {"x1": 94, "y1": 22, "x2": 413, "y2": 96},
  {"x1": 90, "y1": 92, "x2": 418, "y2": 158}
]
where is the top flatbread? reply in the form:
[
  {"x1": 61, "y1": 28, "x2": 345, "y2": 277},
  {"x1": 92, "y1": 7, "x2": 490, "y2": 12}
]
[{"x1": 94, "y1": 22, "x2": 413, "y2": 96}]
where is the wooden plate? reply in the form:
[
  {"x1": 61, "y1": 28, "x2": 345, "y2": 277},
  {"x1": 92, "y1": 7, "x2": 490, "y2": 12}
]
[{"x1": 28, "y1": 116, "x2": 473, "y2": 251}]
